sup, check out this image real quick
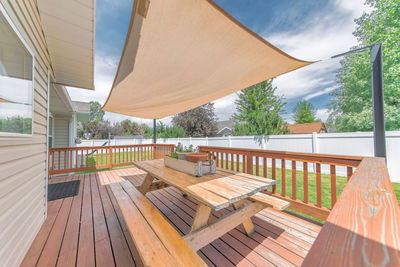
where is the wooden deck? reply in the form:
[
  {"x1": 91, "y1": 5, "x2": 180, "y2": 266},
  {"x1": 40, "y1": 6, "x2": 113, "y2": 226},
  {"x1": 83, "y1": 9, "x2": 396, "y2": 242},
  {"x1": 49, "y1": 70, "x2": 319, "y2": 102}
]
[{"x1": 22, "y1": 167, "x2": 322, "y2": 267}]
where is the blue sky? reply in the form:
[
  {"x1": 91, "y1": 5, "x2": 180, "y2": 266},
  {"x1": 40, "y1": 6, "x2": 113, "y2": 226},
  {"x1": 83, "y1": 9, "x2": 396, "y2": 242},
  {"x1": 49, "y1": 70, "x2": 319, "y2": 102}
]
[{"x1": 67, "y1": 0, "x2": 370, "y2": 125}]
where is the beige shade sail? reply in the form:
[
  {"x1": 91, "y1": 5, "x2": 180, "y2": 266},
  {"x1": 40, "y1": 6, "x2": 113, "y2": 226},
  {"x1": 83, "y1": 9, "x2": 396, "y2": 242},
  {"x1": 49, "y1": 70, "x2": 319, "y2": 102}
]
[{"x1": 102, "y1": 0, "x2": 313, "y2": 119}]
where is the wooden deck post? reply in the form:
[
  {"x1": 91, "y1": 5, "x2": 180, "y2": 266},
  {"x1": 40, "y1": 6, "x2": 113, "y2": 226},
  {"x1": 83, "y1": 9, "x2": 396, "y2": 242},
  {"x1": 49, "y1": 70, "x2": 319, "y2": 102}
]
[{"x1": 109, "y1": 146, "x2": 113, "y2": 170}]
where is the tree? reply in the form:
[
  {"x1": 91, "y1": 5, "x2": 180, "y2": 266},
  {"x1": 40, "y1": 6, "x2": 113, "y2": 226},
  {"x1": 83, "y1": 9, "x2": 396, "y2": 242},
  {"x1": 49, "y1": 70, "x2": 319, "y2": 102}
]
[
  {"x1": 78, "y1": 120, "x2": 120, "y2": 139},
  {"x1": 232, "y1": 79, "x2": 287, "y2": 135},
  {"x1": 328, "y1": 0, "x2": 400, "y2": 131},
  {"x1": 292, "y1": 100, "x2": 319, "y2": 124},
  {"x1": 172, "y1": 103, "x2": 217, "y2": 137},
  {"x1": 120, "y1": 119, "x2": 144, "y2": 136},
  {"x1": 156, "y1": 122, "x2": 185, "y2": 138},
  {"x1": 89, "y1": 101, "x2": 105, "y2": 122}
]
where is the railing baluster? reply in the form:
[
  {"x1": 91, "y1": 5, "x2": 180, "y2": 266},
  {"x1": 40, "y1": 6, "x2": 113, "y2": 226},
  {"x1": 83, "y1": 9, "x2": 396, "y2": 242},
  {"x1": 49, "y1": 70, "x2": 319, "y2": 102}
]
[
  {"x1": 272, "y1": 158, "x2": 276, "y2": 193},
  {"x1": 51, "y1": 151, "x2": 54, "y2": 171},
  {"x1": 236, "y1": 154, "x2": 239, "y2": 172},
  {"x1": 225, "y1": 153, "x2": 228, "y2": 169},
  {"x1": 58, "y1": 151, "x2": 60, "y2": 170},
  {"x1": 281, "y1": 159, "x2": 286, "y2": 196},
  {"x1": 247, "y1": 153, "x2": 253, "y2": 175},
  {"x1": 231, "y1": 153, "x2": 234, "y2": 170},
  {"x1": 316, "y1": 163, "x2": 322, "y2": 207},
  {"x1": 70, "y1": 149, "x2": 72, "y2": 169},
  {"x1": 216, "y1": 152, "x2": 219, "y2": 167},
  {"x1": 292, "y1": 160, "x2": 296, "y2": 200},
  {"x1": 303, "y1": 162, "x2": 308, "y2": 203},
  {"x1": 347, "y1": 166, "x2": 353, "y2": 181},
  {"x1": 75, "y1": 150, "x2": 78, "y2": 168},
  {"x1": 81, "y1": 149, "x2": 83, "y2": 168},
  {"x1": 263, "y1": 157, "x2": 267, "y2": 178},
  {"x1": 255, "y1": 157, "x2": 259, "y2": 176},
  {"x1": 64, "y1": 151, "x2": 67, "y2": 170},
  {"x1": 330, "y1": 165, "x2": 337, "y2": 207},
  {"x1": 109, "y1": 146, "x2": 112, "y2": 169}
]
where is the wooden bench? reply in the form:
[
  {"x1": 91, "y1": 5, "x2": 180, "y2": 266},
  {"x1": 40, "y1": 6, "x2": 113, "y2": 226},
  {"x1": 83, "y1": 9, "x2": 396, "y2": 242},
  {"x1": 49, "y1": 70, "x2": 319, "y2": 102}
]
[
  {"x1": 109, "y1": 180, "x2": 206, "y2": 267},
  {"x1": 249, "y1": 192, "x2": 290, "y2": 210}
]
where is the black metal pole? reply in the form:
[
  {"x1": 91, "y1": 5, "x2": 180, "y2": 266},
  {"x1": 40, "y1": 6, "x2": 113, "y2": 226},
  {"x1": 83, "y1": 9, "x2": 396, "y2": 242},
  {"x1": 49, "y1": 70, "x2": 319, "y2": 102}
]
[
  {"x1": 370, "y1": 43, "x2": 386, "y2": 158},
  {"x1": 153, "y1": 119, "x2": 156, "y2": 144}
]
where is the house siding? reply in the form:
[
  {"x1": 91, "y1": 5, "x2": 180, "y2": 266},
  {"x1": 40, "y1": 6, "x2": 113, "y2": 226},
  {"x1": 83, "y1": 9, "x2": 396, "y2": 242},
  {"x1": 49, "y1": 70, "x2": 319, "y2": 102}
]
[
  {"x1": 0, "y1": 0, "x2": 51, "y2": 266},
  {"x1": 53, "y1": 115, "x2": 70, "y2": 169}
]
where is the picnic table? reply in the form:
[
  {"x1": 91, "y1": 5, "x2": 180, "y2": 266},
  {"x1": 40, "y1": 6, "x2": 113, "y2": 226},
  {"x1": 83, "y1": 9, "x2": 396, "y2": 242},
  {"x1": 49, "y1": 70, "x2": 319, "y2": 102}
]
[{"x1": 134, "y1": 159, "x2": 289, "y2": 251}]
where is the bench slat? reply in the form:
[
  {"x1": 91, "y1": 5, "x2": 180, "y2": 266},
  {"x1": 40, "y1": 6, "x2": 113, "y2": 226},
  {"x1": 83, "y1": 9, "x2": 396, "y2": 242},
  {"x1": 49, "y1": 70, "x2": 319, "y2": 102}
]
[
  {"x1": 109, "y1": 182, "x2": 177, "y2": 266},
  {"x1": 249, "y1": 192, "x2": 290, "y2": 210},
  {"x1": 111, "y1": 181, "x2": 206, "y2": 267}
]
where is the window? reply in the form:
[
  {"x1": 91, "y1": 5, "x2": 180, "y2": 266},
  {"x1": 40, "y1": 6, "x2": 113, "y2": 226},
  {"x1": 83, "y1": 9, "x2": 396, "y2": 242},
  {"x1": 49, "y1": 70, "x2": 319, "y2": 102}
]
[{"x1": 0, "y1": 6, "x2": 34, "y2": 136}]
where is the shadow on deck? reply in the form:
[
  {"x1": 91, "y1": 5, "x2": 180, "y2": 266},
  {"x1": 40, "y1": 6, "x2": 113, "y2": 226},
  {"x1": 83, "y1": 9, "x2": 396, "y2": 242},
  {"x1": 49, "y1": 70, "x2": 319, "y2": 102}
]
[{"x1": 22, "y1": 167, "x2": 321, "y2": 266}]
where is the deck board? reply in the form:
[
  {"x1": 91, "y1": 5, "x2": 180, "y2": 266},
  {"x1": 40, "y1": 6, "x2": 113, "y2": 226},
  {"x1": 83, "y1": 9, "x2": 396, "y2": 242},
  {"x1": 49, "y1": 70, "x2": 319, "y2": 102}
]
[{"x1": 22, "y1": 167, "x2": 321, "y2": 266}]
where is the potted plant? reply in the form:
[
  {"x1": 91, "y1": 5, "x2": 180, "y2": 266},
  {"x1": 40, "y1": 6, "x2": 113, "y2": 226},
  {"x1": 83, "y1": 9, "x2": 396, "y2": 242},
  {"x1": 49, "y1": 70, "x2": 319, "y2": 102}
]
[
  {"x1": 164, "y1": 143, "x2": 215, "y2": 176},
  {"x1": 175, "y1": 143, "x2": 195, "y2": 160}
]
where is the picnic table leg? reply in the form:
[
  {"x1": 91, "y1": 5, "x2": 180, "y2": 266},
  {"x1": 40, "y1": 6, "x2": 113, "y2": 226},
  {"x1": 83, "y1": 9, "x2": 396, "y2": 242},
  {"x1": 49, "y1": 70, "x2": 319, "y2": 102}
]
[
  {"x1": 233, "y1": 200, "x2": 255, "y2": 235},
  {"x1": 138, "y1": 173, "x2": 154, "y2": 194},
  {"x1": 191, "y1": 203, "x2": 212, "y2": 232}
]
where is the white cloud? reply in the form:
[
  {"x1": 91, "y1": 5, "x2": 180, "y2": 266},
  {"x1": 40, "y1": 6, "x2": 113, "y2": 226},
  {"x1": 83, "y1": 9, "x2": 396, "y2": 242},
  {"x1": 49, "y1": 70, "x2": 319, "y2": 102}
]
[
  {"x1": 265, "y1": 0, "x2": 370, "y2": 100},
  {"x1": 316, "y1": 108, "x2": 330, "y2": 122},
  {"x1": 303, "y1": 85, "x2": 339, "y2": 101},
  {"x1": 212, "y1": 93, "x2": 237, "y2": 121}
]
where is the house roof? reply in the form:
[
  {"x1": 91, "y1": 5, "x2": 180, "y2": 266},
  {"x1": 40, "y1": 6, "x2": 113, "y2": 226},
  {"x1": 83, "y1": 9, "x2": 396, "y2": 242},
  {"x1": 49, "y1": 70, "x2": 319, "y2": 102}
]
[
  {"x1": 287, "y1": 122, "x2": 326, "y2": 134},
  {"x1": 37, "y1": 0, "x2": 95, "y2": 90},
  {"x1": 102, "y1": 0, "x2": 312, "y2": 119},
  {"x1": 72, "y1": 101, "x2": 91, "y2": 114},
  {"x1": 216, "y1": 120, "x2": 234, "y2": 132}
]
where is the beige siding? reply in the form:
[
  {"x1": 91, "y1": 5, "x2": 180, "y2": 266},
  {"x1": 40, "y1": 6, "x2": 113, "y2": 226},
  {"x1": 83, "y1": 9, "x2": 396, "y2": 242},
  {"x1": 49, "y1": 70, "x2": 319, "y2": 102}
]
[
  {"x1": 0, "y1": 0, "x2": 50, "y2": 266},
  {"x1": 53, "y1": 115, "x2": 70, "y2": 169}
]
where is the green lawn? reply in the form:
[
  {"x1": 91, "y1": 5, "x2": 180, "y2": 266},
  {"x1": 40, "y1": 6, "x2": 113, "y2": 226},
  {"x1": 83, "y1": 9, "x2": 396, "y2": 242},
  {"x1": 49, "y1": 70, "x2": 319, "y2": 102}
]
[{"x1": 76, "y1": 151, "x2": 151, "y2": 174}]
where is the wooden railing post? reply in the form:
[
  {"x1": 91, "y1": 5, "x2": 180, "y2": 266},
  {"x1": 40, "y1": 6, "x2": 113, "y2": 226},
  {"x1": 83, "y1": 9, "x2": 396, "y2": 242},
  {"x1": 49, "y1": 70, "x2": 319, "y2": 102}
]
[
  {"x1": 109, "y1": 146, "x2": 113, "y2": 170},
  {"x1": 246, "y1": 152, "x2": 253, "y2": 175}
]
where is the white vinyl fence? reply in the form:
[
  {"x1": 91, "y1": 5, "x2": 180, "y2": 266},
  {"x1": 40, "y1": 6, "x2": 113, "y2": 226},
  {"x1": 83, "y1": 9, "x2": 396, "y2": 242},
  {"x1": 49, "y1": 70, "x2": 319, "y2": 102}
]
[{"x1": 78, "y1": 131, "x2": 400, "y2": 182}]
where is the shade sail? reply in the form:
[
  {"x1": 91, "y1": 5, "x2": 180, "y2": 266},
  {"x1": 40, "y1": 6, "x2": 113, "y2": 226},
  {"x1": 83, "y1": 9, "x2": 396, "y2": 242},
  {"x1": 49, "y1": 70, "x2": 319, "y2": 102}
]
[{"x1": 102, "y1": 0, "x2": 312, "y2": 119}]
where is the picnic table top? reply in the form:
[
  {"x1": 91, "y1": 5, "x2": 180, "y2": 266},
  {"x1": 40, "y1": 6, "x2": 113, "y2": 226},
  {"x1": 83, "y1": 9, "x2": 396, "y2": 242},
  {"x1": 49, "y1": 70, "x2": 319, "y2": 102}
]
[{"x1": 134, "y1": 159, "x2": 275, "y2": 210}]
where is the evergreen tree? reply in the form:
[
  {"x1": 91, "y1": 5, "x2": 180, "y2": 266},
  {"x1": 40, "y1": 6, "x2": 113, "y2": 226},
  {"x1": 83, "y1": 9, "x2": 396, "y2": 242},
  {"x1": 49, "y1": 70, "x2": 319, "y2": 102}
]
[
  {"x1": 293, "y1": 100, "x2": 319, "y2": 124},
  {"x1": 232, "y1": 79, "x2": 287, "y2": 135}
]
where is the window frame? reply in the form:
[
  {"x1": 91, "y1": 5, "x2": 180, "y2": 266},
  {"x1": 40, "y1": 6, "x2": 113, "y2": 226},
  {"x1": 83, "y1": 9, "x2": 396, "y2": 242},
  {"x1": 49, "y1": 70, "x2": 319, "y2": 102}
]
[{"x1": 0, "y1": 3, "x2": 35, "y2": 138}]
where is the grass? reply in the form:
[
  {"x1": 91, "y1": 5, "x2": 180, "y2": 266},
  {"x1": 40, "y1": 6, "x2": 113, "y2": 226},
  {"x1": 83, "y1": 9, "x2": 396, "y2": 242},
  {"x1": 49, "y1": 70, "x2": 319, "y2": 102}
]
[
  {"x1": 74, "y1": 153, "x2": 400, "y2": 222},
  {"x1": 75, "y1": 151, "x2": 151, "y2": 174}
]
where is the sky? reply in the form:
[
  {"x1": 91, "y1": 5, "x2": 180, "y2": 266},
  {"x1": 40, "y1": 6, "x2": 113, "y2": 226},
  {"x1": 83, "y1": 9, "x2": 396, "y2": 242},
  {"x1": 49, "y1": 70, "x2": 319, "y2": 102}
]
[{"x1": 67, "y1": 0, "x2": 371, "y2": 125}]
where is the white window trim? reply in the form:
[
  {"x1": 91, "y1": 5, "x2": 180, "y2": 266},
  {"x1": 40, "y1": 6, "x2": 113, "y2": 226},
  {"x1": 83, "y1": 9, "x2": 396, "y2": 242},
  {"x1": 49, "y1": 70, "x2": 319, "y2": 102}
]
[
  {"x1": 0, "y1": 3, "x2": 35, "y2": 138},
  {"x1": 48, "y1": 113, "x2": 54, "y2": 147}
]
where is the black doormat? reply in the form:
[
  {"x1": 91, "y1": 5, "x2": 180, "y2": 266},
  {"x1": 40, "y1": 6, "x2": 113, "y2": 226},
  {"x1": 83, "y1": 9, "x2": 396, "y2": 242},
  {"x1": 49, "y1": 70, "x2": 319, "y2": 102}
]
[{"x1": 48, "y1": 180, "x2": 80, "y2": 201}]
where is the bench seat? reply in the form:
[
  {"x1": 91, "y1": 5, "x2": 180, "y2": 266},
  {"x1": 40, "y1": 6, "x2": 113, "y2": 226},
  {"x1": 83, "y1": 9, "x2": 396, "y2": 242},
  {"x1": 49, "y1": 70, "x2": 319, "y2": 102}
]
[{"x1": 109, "y1": 180, "x2": 206, "y2": 267}]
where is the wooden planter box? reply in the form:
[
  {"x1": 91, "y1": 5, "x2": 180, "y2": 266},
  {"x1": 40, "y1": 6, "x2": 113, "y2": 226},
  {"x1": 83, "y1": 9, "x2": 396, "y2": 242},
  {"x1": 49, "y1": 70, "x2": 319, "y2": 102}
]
[{"x1": 164, "y1": 156, "x2": 216, "y2": 177}]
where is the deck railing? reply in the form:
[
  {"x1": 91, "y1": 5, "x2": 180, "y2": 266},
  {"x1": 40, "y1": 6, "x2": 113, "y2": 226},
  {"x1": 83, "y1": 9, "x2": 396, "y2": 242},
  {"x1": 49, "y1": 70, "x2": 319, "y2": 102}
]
[
  {"x1": 303, "y1": 157, "x2": 400, "y2": 265},
  {"x1": 48, "y1": 144, "x2": 175, "y2": 176},
  {"x1": 198, "y1": 146, "x2": 364, "y2": 220}
]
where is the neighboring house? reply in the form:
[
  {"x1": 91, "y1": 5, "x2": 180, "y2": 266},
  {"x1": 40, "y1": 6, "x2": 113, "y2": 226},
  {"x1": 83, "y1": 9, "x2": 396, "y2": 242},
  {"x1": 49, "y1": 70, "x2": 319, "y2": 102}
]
[
  {"x1": 216, "y1": 120, "x2": 234, "y2": 136},
  {"x1": 0, "y1": 0, "x2": 95, "y2": 266},
  {"x1": 287, "y1": 122, "x2": 328, "y2": 134}
]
